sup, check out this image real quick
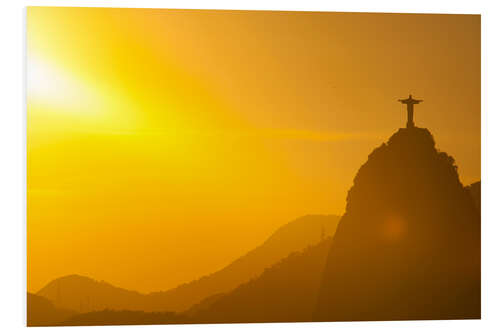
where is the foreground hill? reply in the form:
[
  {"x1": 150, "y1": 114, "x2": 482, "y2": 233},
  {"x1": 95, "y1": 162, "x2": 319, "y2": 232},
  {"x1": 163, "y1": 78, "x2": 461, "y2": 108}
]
[
  {"x1": 27, "y1": 293, "x2": 75, "y2": 326},
  {"x1": 188, "y1": 237, "x2": 334, "y2": 323},
  {"x1": 38, "y1": 214, "x2": 339, "y2": 313},
  {"x1": 315, "y1": 127, "x2": 480, "y2": 321},
  {"x1": 60, "y1": 310, "x2": 187, "y2": 326},
  {"x1": 147, "y1": 214, "x2": 339, "y2": 312}
]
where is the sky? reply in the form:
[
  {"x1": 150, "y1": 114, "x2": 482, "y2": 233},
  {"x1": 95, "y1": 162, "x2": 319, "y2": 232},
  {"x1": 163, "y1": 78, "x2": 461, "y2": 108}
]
[{"x1": 27, "y1": 7, "x2": 480, "y2": 293}]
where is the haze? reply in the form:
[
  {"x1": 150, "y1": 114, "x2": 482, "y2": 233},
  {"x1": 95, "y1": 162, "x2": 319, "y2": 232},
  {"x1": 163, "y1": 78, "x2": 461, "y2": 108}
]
[{"x1": 27, "y1": 8, "x2": 480, "y2": 293}]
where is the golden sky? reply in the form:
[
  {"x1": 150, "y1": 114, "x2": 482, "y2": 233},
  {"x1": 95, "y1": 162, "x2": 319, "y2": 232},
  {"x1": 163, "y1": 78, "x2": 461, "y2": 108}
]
[{"x1": 27, "y1": 7, "x2": 480, "y2": 293}]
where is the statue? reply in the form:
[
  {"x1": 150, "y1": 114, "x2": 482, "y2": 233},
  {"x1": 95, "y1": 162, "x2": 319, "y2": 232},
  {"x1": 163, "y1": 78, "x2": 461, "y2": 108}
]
[{"x1": 398, "y1": 94, "x2": 423, "y2": 128}]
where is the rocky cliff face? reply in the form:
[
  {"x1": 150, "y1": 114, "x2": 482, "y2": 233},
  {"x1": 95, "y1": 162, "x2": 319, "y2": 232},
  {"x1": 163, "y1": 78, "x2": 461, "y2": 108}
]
[{"x1": 315, "y1": 127, "x2": 480, "y2": 321}]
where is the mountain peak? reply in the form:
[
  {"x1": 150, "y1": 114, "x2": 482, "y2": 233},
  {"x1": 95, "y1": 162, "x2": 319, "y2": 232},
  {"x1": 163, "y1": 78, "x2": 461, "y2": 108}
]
[
  {"x1": 316, "y1": 126, "x2": 480, "y2": 321},
  {"x1": 388, "y1": 126, "x2": 435, "y2": 147},
  {"x1": 38, "y1": 274, "x2": 119, "y2": 295},
  {"x1": 46, "y1": 274, "x2": 95, "y2": 285}
]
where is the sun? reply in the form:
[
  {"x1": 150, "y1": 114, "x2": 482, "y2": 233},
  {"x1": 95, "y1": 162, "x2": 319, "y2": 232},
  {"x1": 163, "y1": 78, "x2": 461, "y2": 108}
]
[{"x1": 27, "y1": 53, "x2": 102, "y2": 115}]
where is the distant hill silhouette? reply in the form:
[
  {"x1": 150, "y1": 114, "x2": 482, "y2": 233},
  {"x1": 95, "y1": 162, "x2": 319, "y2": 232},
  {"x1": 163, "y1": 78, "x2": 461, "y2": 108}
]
[
  {"x1": 37, "y1": 275, "x2": 148, "y2": 312},
  {"x1": 315, "y1": 127, "x2": 480, "y2": 321},
  {"x1": 27, "y1": 293, "x2": 75, "y2": 326},
  {"x1": 37, "y1": 215, "x2": 339, "y2": 313},
  {"x1": 187, "y1": 237, "x2": 334, "y2": 323}
]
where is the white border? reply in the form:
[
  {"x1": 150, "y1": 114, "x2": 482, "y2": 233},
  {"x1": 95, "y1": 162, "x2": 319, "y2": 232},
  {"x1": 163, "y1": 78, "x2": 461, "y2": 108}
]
[{"x1": 1, "y1": 1, "x2": 499, "y2": 332}]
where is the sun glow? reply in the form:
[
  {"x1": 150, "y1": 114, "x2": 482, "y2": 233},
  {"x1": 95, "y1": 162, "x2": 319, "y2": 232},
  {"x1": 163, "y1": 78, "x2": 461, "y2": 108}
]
[{"x1": 27, "y1": 54, "x2": 102, "y2": 114}]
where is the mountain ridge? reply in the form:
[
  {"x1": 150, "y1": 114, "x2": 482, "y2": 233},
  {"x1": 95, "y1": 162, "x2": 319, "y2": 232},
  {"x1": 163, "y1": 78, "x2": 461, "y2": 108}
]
[
  {"x1": 188, "y1": 237, "x2": 334, "y2": 323},
  {"x1": 37, "y1": 214, "x2": 340, "y2": 313}
]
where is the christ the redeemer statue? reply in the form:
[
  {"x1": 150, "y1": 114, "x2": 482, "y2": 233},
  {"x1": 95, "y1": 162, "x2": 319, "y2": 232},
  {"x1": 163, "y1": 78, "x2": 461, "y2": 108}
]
[{"x1": 398, "y1": 94, "x2": 423, "y2": 128}]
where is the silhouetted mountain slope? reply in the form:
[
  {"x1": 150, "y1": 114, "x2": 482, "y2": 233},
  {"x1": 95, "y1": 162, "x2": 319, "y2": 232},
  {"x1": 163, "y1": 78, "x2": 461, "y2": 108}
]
[
  {"x1": 466, "y1": 181, "x2": 481, "y2": 212},
  {"x1": 27, "y1": 293, "x2": 75, "y2": 326},
  {"x1": 37, "y1": 215, "x2": 339, "y2": 313},
  {"x1": 60, "y1": 310, "x2": 188, "y2": 326},
  {"x1": 189, "y1": 237, "x2": 333, "y2": 323},
  {"x1": 147, "y1": 214, "x2": 339, "y2": 312},
  {"x1": 315, "y1": 127, "x2": 480, "y2": 321}
]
